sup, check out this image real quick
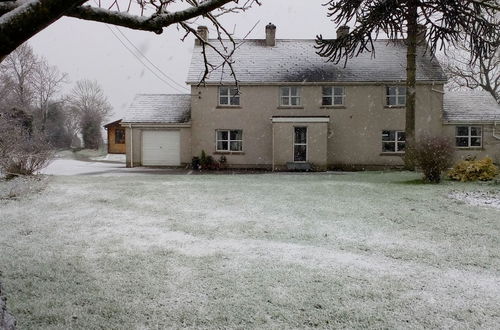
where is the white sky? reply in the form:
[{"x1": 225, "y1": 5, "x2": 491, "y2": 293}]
[{"x1": 27, "y1": 1, "x2": 338, "y2": 122}]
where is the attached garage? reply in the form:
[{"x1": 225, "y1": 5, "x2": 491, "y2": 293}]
[
  {"x1": 142, "y1": 130, "x2": 180, "y2": 166},
  {"x1": 122, "y1": 94, "x2": 192, "y2": 167}
]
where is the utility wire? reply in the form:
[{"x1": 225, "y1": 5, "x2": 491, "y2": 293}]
[
  {"x1": 104, "y1": 24, "x2": 189, "y2": 93},
  {"x1": 114, "y1": 27, "x2": 189, "y2": 92}
]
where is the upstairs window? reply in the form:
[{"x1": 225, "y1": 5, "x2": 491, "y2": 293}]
[
  {"x1": 382, "y1": 130, "x2": 405, "y2": 153},
  {"x1": 280, "y1": 87, "x2": 301, "y2": 106},
  {"x1": 456, "y1": 126, "x2": 482, "y2": 148},
  {"x1": 386, "y1": 86, "x2": 406, "y2": 106},
  {"x1": 322, "y1": 86, "x2": 345, "y2": 106},
  {"x1": 219, "y1": 87, "x2": 240, "y2": 106},
  {"x1": 115, "y1": 128, "x2": 125, "y2": 144},
  {"x1": 216, "y1": 129, "x2": 243, "y2": 152}
]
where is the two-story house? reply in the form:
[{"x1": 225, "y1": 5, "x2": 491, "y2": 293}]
[{"x1": 122, "y1": 24, "x2": 500, "y2": 169}]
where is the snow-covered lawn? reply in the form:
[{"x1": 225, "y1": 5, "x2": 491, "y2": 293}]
[{"x1": 0, "y1": 172, "x2": 499, "y2": 329}]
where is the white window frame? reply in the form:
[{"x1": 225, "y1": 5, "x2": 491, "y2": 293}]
[
  {"x1": 382, "y1": 130, "x2": 406, "y2": 153},
  {"x1": 455, "y1": 126, "x2": 482, "y2": 148},
  {"x1": 322, "y1": 86, "x2": 345, "y2": 106},
  {"x1": 280, "y1": 86, "x2": 301, "y2": 106},
  {"x1": 386, "y1": 86, "x2": 406, "y2": 107},
  {"x1": 293, "y1": 126, "x2": 308, "y2": 162},
  {"x1": 218, "y1": 86, "x2": 240, "y2": 106},
  {"x1": 215, "y1": 129, "x2": 243, "y2": 152}
]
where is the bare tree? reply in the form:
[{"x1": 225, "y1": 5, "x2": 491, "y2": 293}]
[
  {"x1": 315, "y1": 0, "x2": 499, "y2": 169},
  {"x1": 32, "y1": 59, "x2": 68, "y2": 130},
  {"x1": 66, "y1": 79, "x2": 112, "y2": 149},
  {"x1": 0, "y1": 0, "x2": 260, "y2": 64},
  {"x1": 0, "y1": 44, "x2": 38, "y2": 109},
  {"x1": 441, "y1": 42, "x2": 499, "y2": 103}
]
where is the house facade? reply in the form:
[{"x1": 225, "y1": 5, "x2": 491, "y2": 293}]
[{"x1": 122, "y1": 25, "x2": 500, "y2": 169}]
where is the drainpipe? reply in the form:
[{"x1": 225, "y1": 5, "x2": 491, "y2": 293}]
[
  {"x1": 129, "y1": 124, "x2": 133, "y2": 168},
  {"x1": 271, "y1": 119, "x2": 275, "y2": 171}
]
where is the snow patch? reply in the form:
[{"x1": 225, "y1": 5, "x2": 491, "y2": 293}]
[{"x1": 449, "y1": 191, "x2": 500, "y2": 209}]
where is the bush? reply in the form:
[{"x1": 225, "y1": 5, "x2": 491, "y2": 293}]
[
  {"x1": 192, "y1": 150, "x2": 220, "y2": 170},
  {"x1": 0, "y1": 110, "x2": 54, "y2": 179},
  {"x1": 448, "y1": 157, "x2": 499, "y2": 182},
  {"x1": 413, "y1": 136, "x2": 455, "y2": 183}
]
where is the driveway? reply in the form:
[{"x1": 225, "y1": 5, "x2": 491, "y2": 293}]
[{"x1": 41, "y1": 159, "x2": 190, "y2": 176}]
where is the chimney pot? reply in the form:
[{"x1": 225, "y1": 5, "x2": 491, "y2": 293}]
[
  {"x1": 336, "y1": 25, "x2": 350, "y2": 39},
  {"x1": 265, "y1": 22, "x2": 276, "y2": 47},
  {"x1": 196, "y1": 26, "x2": 208, "y2": 45}
]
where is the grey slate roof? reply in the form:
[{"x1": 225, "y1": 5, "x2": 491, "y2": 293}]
[
  {"x1": 122, "y1": 94, "x2": 191, "y2": 123},
  {"x1": 443, "y1": 90, "x2": 500, "y2": 122},
  {"x1": 187, "y1": 39, "x2": 446, "y2": 84}
]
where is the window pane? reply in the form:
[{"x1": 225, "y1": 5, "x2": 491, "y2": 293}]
[
  {"x1": 229, "y1": 88, "x2": 238, "y2": 96},
  {"x1": 398, "y1": 87, "x2": 406, "y2": 95},
  {"x1": 295, "y1": 127, "x2": 307, "y2": 144},
  {"x1": 397, "y1": 132, "x2": 406, "y2": 141},
  {"x1": 115, "y1": 129, "x2": 125, "y2": 144},
  {"x1": 333, "y1": 96, "x2": 344, "y2": 105},
  {"x1": 387, "y1": 87, "x2": 396, "y2": 96},
  {"x1": 322, "y1": 96, "x2": 332, "y2": 105},
  {"x1": 291, "y1": 87, "x2": 299, "y2": 96},
  {"x1": 322, "y1": 87, "x2": 332, "y2": 96},
  {"x1": 294, "y1": 145, "x2": 307, "y2": 162},
  {"x1": 470, "y1": 137, "x2": 481, "y2": 146},
  {"x1": 334, "y1": 87, "x2": 344, "y2": 96},
  {"x1": 456, "y1": 126, "x2": 469, "y2": 136},
  {"x1": 217, "y1": 130, "x2": 228, "y2": 140},
  {"x1": 230, "y1": 96, "x2": 240, "y2": 105},
  {"x1": 230, "y1": 130, "x2": 242, "y2": 140},
  {"x1": 382, "y1": 130, "x2": 395, "y2": 141},
  {"x1": 470, "y1": 127, "x2": 481, "y2": 136},
  {"x1": 291, "y1": 97, "x2": 300, "y2": 106},
  {"x1": 230, "y1": 141, "x2": 242, "y2": 151},
  {"x1": 397, "y1": 142, "x2": 406, "y2": 152},
  {"x1": 217, "y1": 141, "x2": 228, "y2": 151},
  {"x1": 281, "y1": 87, "x2": 289, "y2": 97},
  {"x1": 281, "y1": 97, "x2": 289, "y2": 106},
  {"x1": 219, "y1": 97, "x2": 228, "y2": 105},
  {"x1": 387, "y1": 96, "x2": 397, "y2": 105},
  {"x1": 219, "y1": 87, "x2": 228, "y2": 96},
  {"x1": 382, "y1": 142, "x2": 396, "y2": 152},
  {"x1": 456, "y1": 137, "x2": 469, "y2": 147},
  {"x1": 397, "y1": 96, "x2": 406, "y2": 105}
]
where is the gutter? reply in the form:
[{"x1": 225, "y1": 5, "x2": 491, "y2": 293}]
[{"x1": 129, "y1": 123, "x2": 133, "y2": 168}]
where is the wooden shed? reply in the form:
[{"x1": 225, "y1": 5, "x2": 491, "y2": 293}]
[{"x1": 104, "y1": 120, "x2": 126, "y2": 154}]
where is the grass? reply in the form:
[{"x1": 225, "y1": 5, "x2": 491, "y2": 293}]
[{"x1": 0, "y1": 171, "x2": 499, "y2": 329}]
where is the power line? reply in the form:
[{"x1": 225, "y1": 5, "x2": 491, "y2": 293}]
[
  {"x1": 114, "y1": 27, "x2": 189, "y2": 92},
  {"x1": 104, "y1": 24, "x2": 189, "y2": 93}
]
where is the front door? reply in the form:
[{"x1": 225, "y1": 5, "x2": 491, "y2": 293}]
[{"x1": 294, "y1": 127, "x2": 307, "y2": 162}]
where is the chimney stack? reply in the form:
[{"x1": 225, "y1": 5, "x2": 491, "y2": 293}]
[
  {"x1": 196, "y1": 26, "x2": 209, "y2": 45},
  {"x1": 265, "y1": 23, "x2": 276, "y2": 47},
  {"x1": 336, "y1": 26, "x2": 350, "y2": 39}
]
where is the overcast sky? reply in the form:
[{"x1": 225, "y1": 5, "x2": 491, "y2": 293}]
[{"x1": 26, "y1": 1, "x2": 340, "y2": 122}]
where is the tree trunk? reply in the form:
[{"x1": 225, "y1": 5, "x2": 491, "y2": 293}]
[{"x1": 404, "y1": 1, "x2": 418, "y2": 170}]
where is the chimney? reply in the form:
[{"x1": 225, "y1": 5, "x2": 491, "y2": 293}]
[
  {"x1": 195, "y1": 26, "x2": 208, "y2": 45},
  {"x1": 336, "y1": 25, "x2": 350, "y2": 39},
  {"x1": 265, "y1": 23, "x2": 276, "y2": 47},
  {"x1": 416, "y1": 24, "x2": 427, "y2": 45}
]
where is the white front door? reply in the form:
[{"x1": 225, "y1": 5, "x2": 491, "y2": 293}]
[{"x1": 142, "y1": 130, "x2": 180, "y2": 166}]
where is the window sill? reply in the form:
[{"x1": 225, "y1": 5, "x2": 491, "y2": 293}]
[
  {"x1": 277, "y1": 106, "x2": 304, "y2": 109},
  {"x1": 216, "y1": 105, "x2": 242, "y2": 109},
  {"x1": 384, "y1": 106, "x2": 405, "y2": 109},
  {"x1": 321, "y1": 105, "x2": 346, "y2": 109},
  {"x1": 380, "y1": 152, "x2": 405, "y2": 156},
  {"x1": 456, "y1": 147, "x2": 483, "y2": 150},
  {"x1": 214, "y1": 151, "x2": 245, "y2": 155}
]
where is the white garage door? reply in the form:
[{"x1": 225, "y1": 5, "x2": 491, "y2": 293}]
[{"x1": 142, "y1": 130, "x2": 180, "y2": 166}]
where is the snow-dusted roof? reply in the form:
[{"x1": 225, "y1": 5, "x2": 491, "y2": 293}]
[
  {"x1": 122, "y1": 94, "x2": 191, "y2": 123},
  {"x1": 443, "y1": 90, "x2": 500, "y2": 122},
  {"x1": 187, "y1": 39, "x2": 446, "y2": 84}
]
